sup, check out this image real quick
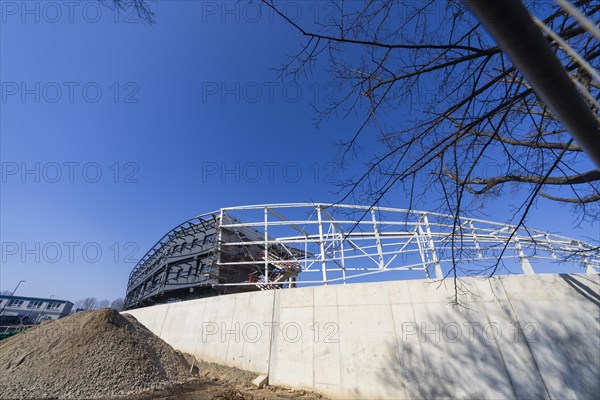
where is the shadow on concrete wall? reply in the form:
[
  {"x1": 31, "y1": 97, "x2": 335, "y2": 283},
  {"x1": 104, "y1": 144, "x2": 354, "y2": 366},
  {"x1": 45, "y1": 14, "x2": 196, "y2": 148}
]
[
  {"x1": 375, "y1": 307, "x2": 523, "y2": 399},
  {"x1": 376, "y1": 275, "x2": 600, "y2": 399},
  {"x1": 559, "y1": 273, "x2": 600, "y2": 307}
]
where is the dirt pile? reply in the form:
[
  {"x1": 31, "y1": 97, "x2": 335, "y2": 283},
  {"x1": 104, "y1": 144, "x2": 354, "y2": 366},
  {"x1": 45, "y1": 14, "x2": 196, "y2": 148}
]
[{"x1": 0, "y1": 308, "x2": 194, "y2": 399}]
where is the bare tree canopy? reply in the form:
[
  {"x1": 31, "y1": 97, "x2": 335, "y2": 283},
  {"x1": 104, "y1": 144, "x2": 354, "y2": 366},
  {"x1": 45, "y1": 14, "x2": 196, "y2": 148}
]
[
  {"x1": 261, "y1": 0, "x2": 599, "y2": 225},
  {"x1": 77, "y1": 297, "x2": 98, "y2": 311}
]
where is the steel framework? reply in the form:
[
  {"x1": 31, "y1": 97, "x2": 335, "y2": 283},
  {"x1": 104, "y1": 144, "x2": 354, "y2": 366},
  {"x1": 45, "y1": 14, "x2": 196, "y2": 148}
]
[{"x1": 124, "y1": 203, "x2": 599, "y2": 309}]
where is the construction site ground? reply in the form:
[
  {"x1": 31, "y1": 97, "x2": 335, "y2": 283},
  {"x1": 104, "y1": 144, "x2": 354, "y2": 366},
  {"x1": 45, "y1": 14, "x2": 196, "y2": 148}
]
[
  {"x1": 0, "y1": 308, "x2": 325, "y2": 400},
  {"x1": 118, "y1": 361, "x2": 324, "y2": 400}
]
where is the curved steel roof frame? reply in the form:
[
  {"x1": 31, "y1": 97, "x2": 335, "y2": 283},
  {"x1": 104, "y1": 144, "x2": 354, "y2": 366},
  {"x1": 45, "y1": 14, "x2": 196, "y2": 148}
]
[{"x1": 127, "y1": 203, "x2": 599, "y2": 290}]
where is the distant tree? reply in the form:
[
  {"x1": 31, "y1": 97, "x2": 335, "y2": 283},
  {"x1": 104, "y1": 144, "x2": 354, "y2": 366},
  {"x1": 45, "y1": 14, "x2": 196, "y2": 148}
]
[
  {"x1": 0, "y1": 290, "x2": 12, "y2": 296},
  {"x1": 97, "y1": 299, "x2": 110, "y2": 309},
  {"x1": 110, "y1": 298, "x2": 125, "y2": 311},
  {"x1": 77, "y1": 297, "x2": 98, "y2": 311}
]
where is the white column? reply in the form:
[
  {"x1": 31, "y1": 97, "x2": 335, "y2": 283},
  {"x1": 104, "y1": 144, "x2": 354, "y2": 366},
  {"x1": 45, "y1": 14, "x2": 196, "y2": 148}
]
[
  {"x1": 423, "y1": 214, "x2": 443, "y2": 279},
  {"x1": 317, "y1": 205, "x2": 328, "y2": 285},
  {"x1": 264, "y1": 207, "x2": 269, "y2": 283},
  {"x1": 515, "y1": 237, "x2": 535, "y2": 275},
  {"x1": 371, "y1": 209, "x2": 385, "y2": 269}
]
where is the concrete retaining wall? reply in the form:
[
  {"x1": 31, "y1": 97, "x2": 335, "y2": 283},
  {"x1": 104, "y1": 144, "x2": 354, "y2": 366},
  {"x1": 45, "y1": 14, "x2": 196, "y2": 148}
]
[{"x1": 125, "y1": 273, "x2": 600, "y2": 399}]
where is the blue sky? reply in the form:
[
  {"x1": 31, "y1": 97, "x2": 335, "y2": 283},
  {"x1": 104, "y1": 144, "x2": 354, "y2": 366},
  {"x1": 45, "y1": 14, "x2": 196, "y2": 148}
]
[{"x1": 1, "y1": 1, "x2": 598, "y2": 303}]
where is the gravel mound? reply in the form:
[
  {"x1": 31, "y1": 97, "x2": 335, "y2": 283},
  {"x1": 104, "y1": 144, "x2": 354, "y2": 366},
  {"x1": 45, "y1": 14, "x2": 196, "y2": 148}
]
[{"x1": 0, "y1": 308, "x2": 194, "y2": 399}]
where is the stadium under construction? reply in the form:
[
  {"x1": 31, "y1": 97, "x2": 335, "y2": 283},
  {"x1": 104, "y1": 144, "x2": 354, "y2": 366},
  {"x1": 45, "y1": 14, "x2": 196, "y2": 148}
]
[{"x1": 124, "y1": 203, "x2": 600, "y2": 310}]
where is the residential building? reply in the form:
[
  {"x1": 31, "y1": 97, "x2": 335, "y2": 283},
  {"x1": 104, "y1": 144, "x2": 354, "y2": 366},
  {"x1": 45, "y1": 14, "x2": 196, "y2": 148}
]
[{"x1": 0, "y1": 295, "x2": 73, "y2": 324}]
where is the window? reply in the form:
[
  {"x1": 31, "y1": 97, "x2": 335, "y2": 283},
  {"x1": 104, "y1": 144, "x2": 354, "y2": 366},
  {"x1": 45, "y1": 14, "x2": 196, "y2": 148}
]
[
  {"x1": 27, "y1": 301, "x2": 44, "y2": 309},
  {"x1": 7, "y1": 299, "x2": 23, "y2": 308},
  {"x1": 47, "y1": 302, "x2": 61, "y2": 310}
]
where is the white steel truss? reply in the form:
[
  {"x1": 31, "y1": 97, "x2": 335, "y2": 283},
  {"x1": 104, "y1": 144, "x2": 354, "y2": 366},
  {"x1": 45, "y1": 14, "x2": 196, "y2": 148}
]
[{"x1": 187, "y1": 203, "x2": 600, "y2": 288}]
